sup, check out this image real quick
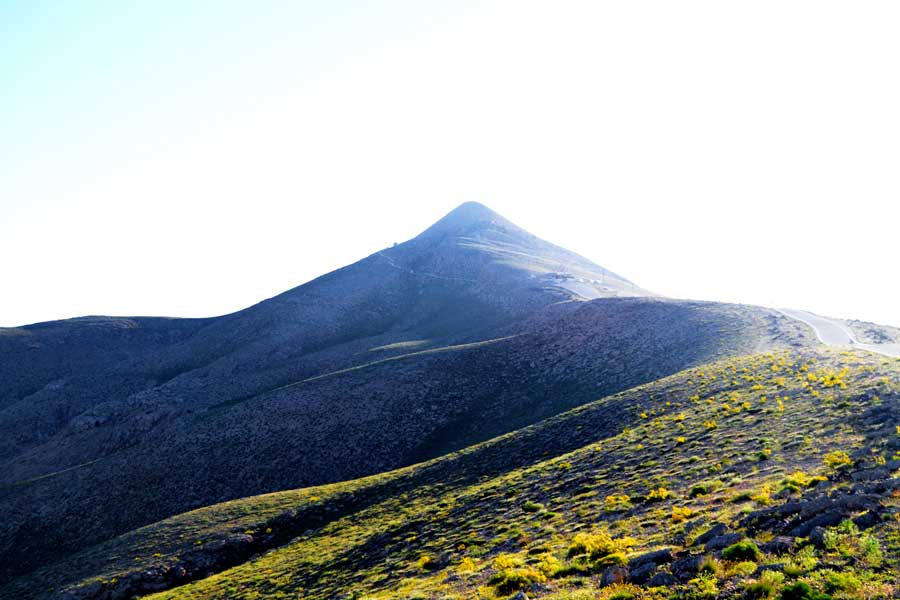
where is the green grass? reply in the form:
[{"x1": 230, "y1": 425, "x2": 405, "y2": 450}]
[{"x1": 8, "y1": 349, "x2": 900, "y2": 600}]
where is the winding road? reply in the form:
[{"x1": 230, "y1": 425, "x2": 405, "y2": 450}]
[{"x1": 778, "y1": 308, "x2": 900, "y2": 358}]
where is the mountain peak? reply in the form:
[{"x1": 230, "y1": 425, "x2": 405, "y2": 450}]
[{"x1": 416, "y1": 201, "x2": 514, "y2": 239}]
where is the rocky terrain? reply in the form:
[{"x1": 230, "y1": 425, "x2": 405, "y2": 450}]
[
  {"x1": 5, "y1": 348, "x2": 898, "y2": 600},
  {"x1": 1, "y1": 202, "x2": 832, "y2": 595},
  {"x1": 843, "y1": 319, "x2": 900, "y2": 345}
]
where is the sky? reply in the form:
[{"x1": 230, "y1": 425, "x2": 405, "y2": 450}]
[{"x1": 2, "y1": 1, "x2": 899, "y2": 328}]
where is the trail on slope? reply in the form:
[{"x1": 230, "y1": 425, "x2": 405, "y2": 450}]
[{"x1": 778, "y1": 308, "x2": 900, "y2": 358}]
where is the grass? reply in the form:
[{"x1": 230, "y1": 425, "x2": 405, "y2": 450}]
[{"x1": 7, "y1": 348, "x2": 900, "y2": 600}]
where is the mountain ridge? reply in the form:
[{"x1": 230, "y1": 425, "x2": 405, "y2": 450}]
[{"x1": 0, "y1": 203, "x2": 813, "y2": 585}]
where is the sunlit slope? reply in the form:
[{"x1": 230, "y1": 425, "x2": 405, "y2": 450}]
[
  {"x1": 11, "y1": 349, "x2": 900, "y2": 600},
  {"x1": 1, "y1": 296, "x2": 811, "y2": 584}
]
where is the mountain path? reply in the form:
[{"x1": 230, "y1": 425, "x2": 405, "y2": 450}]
[{"x1": 778, "y1": 308, "x2": 900, "y2": 358}]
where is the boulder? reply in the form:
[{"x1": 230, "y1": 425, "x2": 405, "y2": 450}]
[
  {"x1": 671, "y1": 554, "x2": 705, "y2": 582},
  {"x1": 760, "y1": 536, "x2": 795, "y2": 555},
  {"x1": 704, "y1": 533, "x2": 743, "y2": 552},
  {"x1": 600, "y1": 565, "x2": 629, "y2": 587},
  {"x1": 809, "y1": 526, "x2": 827, "y2": 548},
  {"x1": 648, "y1": 571, "x2": 679, "y2": 587},
  {"x1": 628, "y1": 548, "x2": 673, "y2": 570},
  {"x1": 692, "y1": 523, "x2": 727, "y2": 547},
  {"x1": 628, "y1": 562, "x2": 657, "y2": 584}
]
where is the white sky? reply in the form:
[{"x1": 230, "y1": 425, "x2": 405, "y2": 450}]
[{"x1": 2, "y1": 1, "x2": 898, "y2": 328}]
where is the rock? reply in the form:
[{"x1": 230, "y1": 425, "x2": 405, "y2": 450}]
[
  {"x1": 760, "y1": 536, "x2": 795, "y2": 555},
  {"x1": 692, "y1": 523, "x2": 727, "y2": 547},
  {"x1": 671, "y1": 554, "x2": 705, "y2": 582},
  {"x1": 851, "y1": 467, "x2": 890, "y2": 481},
  {"x1": 648, "y1": 571, "x2": 679, "y2": 587},
  {"x1": 628, "y1": 562, "x2": 658, "y2": 584},
  {"x1": 704, "y1": 533, "x2": 743, "y2": 552},
  {"x1": 754, "y1": 563, "x2": 785, "y2": 576},
  {"x1": 809, "y1": 526, "x2": 827, "y2": 548},
  {"x1": 510, "y1": 592, "x2": 529, "y2": 600},
  {"x1": 600, "y1": 565, "x2": 629, "y2": 587},
  {"x1": 628, "y1": 548, "x2": 673, "y2": 570},
  {"x1": 788, "y1": 512, "x2": 844, "y2": 537},
  {"x1": 852, "y1": 511, "x2": 880, "y2": 530}
]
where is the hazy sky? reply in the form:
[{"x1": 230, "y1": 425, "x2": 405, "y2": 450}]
[{"x1": 2, "y1": 1, "x2": 899, "y2": 328}]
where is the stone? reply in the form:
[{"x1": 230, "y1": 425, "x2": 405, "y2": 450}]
[
  {"x1": 809, "y1": 526, "x2": 827, "y2": 547},
  {"x1": 628, "y1": 548, "x2": 673, "y2": 570},
  {"x1": 648, "y1": 571, "x2": 679, "y2": 587},
  {"x1": 760, "y1": 536, "x2": 795, "y2": 555},
  {"x1": 692, "y1": 523, "x2": 727, "y2": 547},
  {"x1": 704, "y1": 533, "x2": 743, "y2": 552},
  {"x1": 671, "y1": 554, "x2": 705, "y2": 582},
  {"x1": 600, "y1": 565, "x2": 629, "y2": 587},
  {"x1": 628, "y1": 562, "x2": 657, "y2": 584}
]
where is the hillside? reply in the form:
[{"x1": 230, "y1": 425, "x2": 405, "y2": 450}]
[
  {"x1": 0, "y1": 202, "x2": 818, "y2": 583},
  {"x1": 7, "y1": 348, "x2": 898, "y2": 600}
]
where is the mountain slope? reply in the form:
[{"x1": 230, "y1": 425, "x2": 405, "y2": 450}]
[
  {"x1": 8, "y1": 348, "x2": 898, "y2": 600},
  {"x1": 0, "y1": 202, "x2": 813, "y2": 583}
]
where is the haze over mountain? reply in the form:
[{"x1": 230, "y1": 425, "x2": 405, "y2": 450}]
[{"x1": 0, "y1": 203, "x2": 822, "y2": 585}]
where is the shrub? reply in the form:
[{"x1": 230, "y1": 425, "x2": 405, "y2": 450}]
[
  {"x1": 522, "y1": 500, "x2": 544, "y2": 513},
  {"x1": 698, "y1": 556, "x2": 722, "y2": 577},
  {"x1": 746, "y1": 571, "x2": 785, "y2": 599},
  {"x1": 489, "y1": 565, "x2": 547, "y2": 595},
  {"x1": 457, "y1": 556, "x2": 476, "y2": 572},
  {"x1": 689, "y1": 572, "x2": 720, "y2": 599},
  {"x1": 604, "y1": 494, "x2": 632, "y2": 512},
  {"x1": 689, "y1": 484, "x2": 709, "y2": 497},
  {"x1": 779, "y1": 582, "x2": 832, "y2": 600},
  {"x1": 722, "y1": 540, "x2": 761, "y2": 562},
  {"x1": 672, "y1": 506, "x2": 696, "y2": 523},
  {"x1": 595, "y1": 551, "x2": 627, "y2": 567},
  {"x1": 567, "y1": 531, "x2": 636, "y2": 560},
  {"x1": 820, "y1": 569, "x2": 861, "y2": 594},
  {"x1": 823, "y1": 451, "x2": 852, "y2": 470},
  {"x1": 780, "y1": 471, "x2": 827, "y2": 493},
  {"x1": 550, "y1": 561, "x2": 590, "y2": 578},
  {"x1": 417, "y1": 554, "x2": 438, "y2": 570},
  {"x1": 601, "y1": 583, "x2": 642, "y2": 600},
  {"x1": 732, "y1": 560, "x2": 758, "y2": 576},
  {"x1": 647, "y1": 487, "x2": 672, "y2": 502}
]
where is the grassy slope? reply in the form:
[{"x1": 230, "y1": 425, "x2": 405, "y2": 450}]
[
  {"x1": 2, "y1": 298, "x2": 807, "y2": 586},
  {"x1": 10, "y1": 349, "x2": 900, "y2": 600}
]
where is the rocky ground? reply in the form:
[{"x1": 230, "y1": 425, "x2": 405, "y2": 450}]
[{"x1": 6, "y1": 347, "x2": 898, "y2": 600}]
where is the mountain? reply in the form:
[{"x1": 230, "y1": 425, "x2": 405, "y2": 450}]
[
  {"x1": 0, "y1": 202, "x2": 815, "y2": 585},
  {"x1": 6, "y1": 347, "x2": 898, "y2": 600}
]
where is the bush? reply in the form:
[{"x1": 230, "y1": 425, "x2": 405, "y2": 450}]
[
  {"x1": 722, "y1": 540, "x2": 761, "y2": 562},
  {"x1": 780, "y1": 471, "x2": 827, "y2": 493},
  {"x1": 567, "y1": 531, "x2": 636, "y2": 560},
  {"x1": 595, "y1": 551, "x2": 627, "y2": 567},
  {"x1": 604, "y1": 494, "x2": 632, "y2": 512},
  {"x1": 489, "y1": 566, "x2": 547, "y2": 595},
  {"x1": 779, "y1": 582, "x2": 832, "y2": 600},
  {"x1": 522, "y1": 500, "x2": 544, "y2": 513},
  {"x1": 647, "y1": 487, "x2": 672, "y2": 502},
  {"x1": 689, "y1": 484, "x2": 709, "y2": 497},
  {"x1": 603, "y1": 584, "x2": 642, "y2": 600},
  {"x1": 732, "y1": 560, "x2": 758, "y2": 576},
  {"x1": 823, "y1": 451, "x2": 852, "y2": 470},
  {"x1": 698, "y1": 556, "x2": 722, "y2": 577},
  {"x1": 746, "y1": 571, "x2": 785, "y2": 599},
  {"x1": 672, "y1": 506, "x2": 696, "y2": 523},
  {"x1": 820, "y1": 569, "x2": 861, "y2": 594}
]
